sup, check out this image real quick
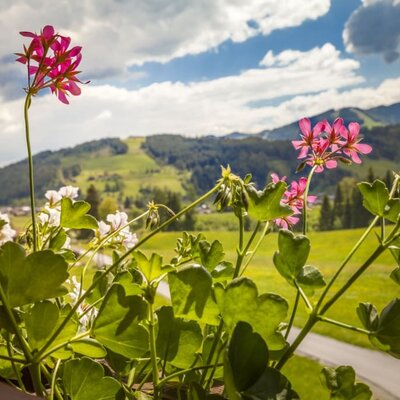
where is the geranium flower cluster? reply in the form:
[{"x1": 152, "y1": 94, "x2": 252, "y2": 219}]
[
  {"x1": 0, "y1": 212, "x2": 17, "y2": 246},
  {"x1": 38, "y1": 186, "x2": 79, "y2": 232},
  {"x1": 271, "y1": 174, "x2": 316, "y2": 229},
  {"x1": 16, "y1": 25, "x2": 87, "y2": 104},
  {"x1": 292, "y1": 118, "x2": 372, "y2": 173},
  {"x1": 96, "y1": 211, "x2": 138, "y2": 250}
]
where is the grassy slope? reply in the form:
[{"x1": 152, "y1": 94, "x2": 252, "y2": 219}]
[{"x1": 63, "y1": 137, "x2": 189, "y2": 198}]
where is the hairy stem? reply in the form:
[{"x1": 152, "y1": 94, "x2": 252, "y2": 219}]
[
  {"x1": 24, "y1": 93, "x2": 38, "y2": 251},
  {"x1": 302, "y1": 166, "x2": 317, "y2": 235}
]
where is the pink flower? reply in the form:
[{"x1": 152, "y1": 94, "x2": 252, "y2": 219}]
[
  {"x1": 292, "y1": 117, "x2": 372, "y2": 172},
  {"x1": 270, "y1": 174, "x2": 317, "y2": 229},
  {"x1": 306, "y1": 138, "x2": 338, "y2": 173},
  {"x1": 341, "y1": 122, "x2": 373, "y2": 164},
  {"x1": 16, "y1": 25, "x2": 88, "y2": 104},
  {"x1": 292, "y1": 118, "x2": 325, "y2": 159}
]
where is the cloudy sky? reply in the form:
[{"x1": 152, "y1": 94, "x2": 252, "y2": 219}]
[{"x1": 0, "y1": 0, "x2": 399, "y2": 165}]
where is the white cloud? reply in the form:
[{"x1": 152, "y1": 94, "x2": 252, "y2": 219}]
[
  {"x1": 0, "y1": 0, "x2": 330, "y2": 80},
  {"x1": 2, "y1": 43, "x2": 399, "y2": 166}
]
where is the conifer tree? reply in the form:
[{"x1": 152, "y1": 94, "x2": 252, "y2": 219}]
[{"x1": 319, "y1": 194, "x2": 333, "y2": 231}]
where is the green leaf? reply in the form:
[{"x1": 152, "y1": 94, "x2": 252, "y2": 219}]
[
  {"x1": 373, "y1": 299, "x2": 400, "y2": 358},
  {"x1": 0, "y1": 242, "x2": 69, "y2": 307},
  {"x1": 93, "y1": 284, "x2": 149, "y2": 359},
  {"x1": 114, "y1": 271, "x2": 142, "y2": 296},
  {"x1": 297, "y1": 265, "x2": 326, "y2": 288},
  {"x1": 169, "y1": 264, "x2": 219, "y2": 325},
  {"x1": 227, "y1": 321, "x2": 268, "y2": 392},
  {"x1": 0, "y1": 346, "x2": 20, "y2": 379},
  {"x1": 49, "y1": 229, "x2": 68, "y2": 251},
  {"x1": 390, "y1": 268, "x2": 400, "y2": 285},
  {"x1": 321, "y1": 366, "x2": 372, "y2": 400},
  {"x1": 25, "y1": 301, "x2": 60, "y2": 350},
  {"x1": 384, "y1": 198, "x2": 400, "y2": 223},
  {"x1": 389, "y1": 238, "x2": 400, "y2": 267},
  {"x1": 211, "y1": 261, "x2": 235, "y2": 284},
  {"x1": 358, "y1": 180, "x2": 389, "y2": 217},
  {"x1": 198, "y1": 240, "x2": 225, "y2": 272},
  {"x1": 215, "y1": 278, "x2": 288, "y2": 350},
  {"x1": 156, "y1": 306, "x2": 202, "y2": 369},
  {"x1": 132, "y1": 251, "x2": 171, "y2": 283},
  {"x1": 246, "y1": 182, "x2": 292, "y2": 222},
  {"x1": 243, "y1": 367, "x2": 300, "y2": 400},
  {"x1": 273, "y1": 230, "x2": 310, "y2": 284},
  {"x1": 70, "y1": 339, "x2": 107, "y2": 358},
  {"x1": 60, "y1": 198, "x2": 98, "y2": 229},
  {"x1": 49, "y1": 304, "x2": 79, "y2": 359},
  {"x1": 357, "y1": 303, "x2": 379, "y2": 332},
  {"x1": 63, "y1": 357, "x2": 121, "y2": 400}
]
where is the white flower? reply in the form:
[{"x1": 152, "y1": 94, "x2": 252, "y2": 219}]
[
  {"x1": 45, "y1": 190, "x2": 62, "y2": 207},
  {"x1": 37, "y1": 207, "x2": 61, "y2": 227},
  {"x1": 98, "y1": 221, "x2": 111, "y2": 238},
  {"x1": 59, "y1": 186, "x2": 79, "y2": 200},
  {"x1": 122, "y1": 232, "x2": 138, "y2": 249},
  {"x1": 0, "y1": 213, "x2": 16, "y2": 246},
  {"x1": 106, "y1": 211, "x2": 128, "y2": 230}
]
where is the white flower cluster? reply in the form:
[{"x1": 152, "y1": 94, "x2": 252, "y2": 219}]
[
  {"x1": 0, "y1": 212, "x2": 16, "y2": 246},
  {"x1": 97, "y1": 210, "x2": 138, "y2": 250},
  {"x1": 38, "y1": 186, "x2": 79, "y2": 228}
]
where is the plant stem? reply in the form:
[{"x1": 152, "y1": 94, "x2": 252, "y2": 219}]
[
  {"x1": 284, "y1": 291, "x2": 300, "y2": 341},
  {"x1": 316, "y1": 316, "x2": 370, "y2": 335},
  {"x1": 240, "y1": 221, "x2": 269, "y2": 276},
  {"x1": 157, "y1": 363, "x2": 223, "y2": 388},
  {"x1": 276, "y1": 314, "x2": 318, "y2": 370},
  {"x1": 315, "y1": 215, "x2": 379, "y2": 311},
  {"x1": 37, "y1": 183, "x2": 222, "y2": 359},
  {"x1": 320, "y1": 244, "x2": 386, "y2": 315},
  {"x1": 23, "y1": 93, "x2": 38, "y2": 252},
  {"x1": 199, "y1": 320, "x2": 223, "y2": 387},
  {"x1": 148, "y1": 302, "x2": 159, "y2": 399},
  {"x1": 303, "y1": 166, "x2": 317, "y2": 235},
  {"x1": 50, "y1": 359, "x2": 62, "y2": 400},
  {"x1": 294, "y1": 280, "x2": 313, "y2": 311},
  {"x1": 5, "y1": 334, "x2": 26, "y2": 392}
]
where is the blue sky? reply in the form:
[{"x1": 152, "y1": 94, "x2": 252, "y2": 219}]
[{"x1": 0, "y1": 0, "x2": 399, "y2": 165}]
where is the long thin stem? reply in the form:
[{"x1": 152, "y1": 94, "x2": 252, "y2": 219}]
[
  {"x1": 36, "y1": 183, "x2": 222, "y2": 359},
  {"x1": 23, "y1": 93, "x2": 38, "y2": 252},
  {"x1": 315, "y1": 215, "x2": 379, "y2": 311},
  {"x1": 157, "y1": 363, "x2": 223, "y2": 388},
  {"x1": 284, "y1": 291, "x2": 300, "y2": 341},
  {"x1": 303, "y1": 165, "x2": 317, "y2": 235},
  {"x1": 240, "y1": 221, "x2": 270, "y2": 276},
  {"x1": 317, "y1": 315, "x2": 370, "y2": 335},
  {"x1": 148, "y1": 302, "x2": 159, "y2": 399},
  {"x1": 294, "y1": 280, "x2": 313, "y2": 311}
]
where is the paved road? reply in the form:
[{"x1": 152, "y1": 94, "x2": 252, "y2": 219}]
[
  {"x1": 288, "y1": 328, "x2": 399, "y2": 400},
  {"x1": 157, "y1": 281, "x2": 399, "y2": 399}
]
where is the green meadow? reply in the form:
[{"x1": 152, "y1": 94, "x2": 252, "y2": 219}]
[{"x1": 62, "y1": 137, "x2": 189, "y2": 197}]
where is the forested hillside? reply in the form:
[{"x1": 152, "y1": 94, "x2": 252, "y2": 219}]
[{"x1": 144, "y1": 124, "x2": 400, "y2": 193}]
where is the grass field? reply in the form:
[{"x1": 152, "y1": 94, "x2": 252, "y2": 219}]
[{"x1": 62, "y1": 137, "x2": 190, "y2": 197}]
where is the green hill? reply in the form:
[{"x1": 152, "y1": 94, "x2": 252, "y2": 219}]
[{"x1": 0, "y1": 137, "x2": 190, "y2": 205}]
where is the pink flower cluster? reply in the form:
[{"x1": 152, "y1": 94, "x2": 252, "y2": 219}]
[
  {"x1": 16, "y1": 25, "x2": 87, "y2": 104},
  {"x1": 271, "y1": 173, "x2": 316, "y2": 229},
  {"x1": 292, "y1": 118, "x2": 372, "y2": 173}
]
